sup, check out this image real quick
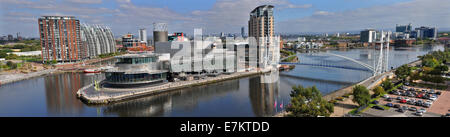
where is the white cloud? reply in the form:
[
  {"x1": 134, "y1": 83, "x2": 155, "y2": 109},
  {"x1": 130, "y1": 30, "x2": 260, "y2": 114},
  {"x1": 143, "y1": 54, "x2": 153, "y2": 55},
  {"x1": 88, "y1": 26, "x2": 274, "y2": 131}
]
[
  {"x1": 282, "y1": 4, "x2": 312, "y2": 9},
  {"x1": 313, "y1": 11, "x2": 333, "y2": 16},
  {"x1": 67, "y1": 0, "x2": 102, "y2": 4}
]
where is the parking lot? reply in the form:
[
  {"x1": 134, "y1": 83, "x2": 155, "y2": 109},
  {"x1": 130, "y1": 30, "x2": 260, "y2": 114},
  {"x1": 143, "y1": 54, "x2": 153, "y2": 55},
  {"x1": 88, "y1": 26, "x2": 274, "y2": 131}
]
[
  {"x1": 364, "y1": 84, "x2": 448, "y2": 117},
  {"x1": 363, "y1": 107, "x2": 441, "y2": 117}
]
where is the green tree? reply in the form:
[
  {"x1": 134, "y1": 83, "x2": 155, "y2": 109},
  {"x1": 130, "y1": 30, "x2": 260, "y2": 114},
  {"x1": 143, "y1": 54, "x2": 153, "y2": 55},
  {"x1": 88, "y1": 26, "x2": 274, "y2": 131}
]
[
  {"x1": 373, "y1": 86, "x2": 386, "y2": 97},
  {"x1": 422, "y1": 56, "x2": 439, "y2": 68},
  {"x1": 13, "y1": 44, "x2": 26, "y2": 49},
  {"x1": 5, "y1": 54, "x2": 18, "y2": 60},
  {"x1": 395, "y1": 64, "x2": 411, "y2": 81},
  {"x1": 0, "y1": 52, "x2": 7, "y2": 58},
  {"x1": 409, "y1": 71, "x2": 421, "y2": 82},
  {"x1": 381, "y1": 79, "x2": 394, "y2": 91},
  {"x1": 287, "y1": 85, "x2": 334, "y2": 117},
  {"x1": 430, "y1": 75, "x2": 445, "y2": 84},
  {"x1": 352, "y1": 85, "x2": 370, "y2": 107},
  {"x1": 6, "y1": 61, "x2": 17, "y2": 69},
  {"x1": 431, "y1": 65, "x2": 449, "y2": 75}
]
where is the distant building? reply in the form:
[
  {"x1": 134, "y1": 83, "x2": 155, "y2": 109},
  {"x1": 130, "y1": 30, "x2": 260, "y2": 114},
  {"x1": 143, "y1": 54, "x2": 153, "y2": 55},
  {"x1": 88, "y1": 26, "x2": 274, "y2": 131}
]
[
  {"x1": 396, "y1": 23, "x2": 412, "y2": 33},
  {"x1": 139, "y1": 28, "x2": 147, "y2": 43},
  {"x1": 122, "y1": 34, "x2": 140, "y2": 48},
  {"x1": 295, "y1": 42, "x2": 323, "y2": 49},
  {"x1": 360, "y1": 29, "x2": 377, "y2": 43},
  {"x1": 249, "y1": 5, "x2": 274, "y2": 40},
  {"x1": 80, "y1": 24, "x2": 116, "y2": 58},
  {"x1": 38, "y1": 16, "x2": 83, "y2": 62},
  {"x1": 415, "y1": 26, "x2": 437, "y2": 39},
  {"x1": 241, "y1": 27, "x2": 245, "y2": 37},
  {"x1": 298, "y1": 37, "x2": 306, "y2": 42},
  {"x1": 7, "y1": 34, "x2": 13, "y2": 41},
  {"x1": 393, "y1": 32, "x2": 410, "y2": 39},
  {"x1": 153, "y1": 23, "x2": 168, "y2": 43},
  {"x1": 248, "y1": 5, "x2": 275, "y2": 68},
  {"x1": 12, "y1": 51, "x2": 42, "y2": 56},
  {"x1": 168, "y1": 32, "x2": 186, "y2": 41}
]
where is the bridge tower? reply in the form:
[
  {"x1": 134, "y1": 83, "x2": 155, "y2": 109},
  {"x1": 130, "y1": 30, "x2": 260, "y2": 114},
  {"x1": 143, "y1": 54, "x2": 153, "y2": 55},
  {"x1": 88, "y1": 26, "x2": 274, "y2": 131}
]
[{"x1": 374, "y1": 31, "x2": 391, "y2": 76}]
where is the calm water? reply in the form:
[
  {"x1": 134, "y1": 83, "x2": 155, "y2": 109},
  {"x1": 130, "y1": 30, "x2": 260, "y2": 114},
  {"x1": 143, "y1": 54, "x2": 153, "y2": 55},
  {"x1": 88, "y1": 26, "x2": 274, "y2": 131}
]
[{"x1": 0, "y1": 45, "x2": 444, "y2": 117}]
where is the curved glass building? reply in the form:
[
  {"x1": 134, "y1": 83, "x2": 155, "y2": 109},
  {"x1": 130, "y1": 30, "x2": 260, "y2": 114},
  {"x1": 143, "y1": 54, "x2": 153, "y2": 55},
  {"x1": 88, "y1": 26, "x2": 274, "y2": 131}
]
[
  {"x1": 104, "y1": 53, "x2": 169, "y2": 88},
  {"x1": 80, "y1": 24, "x2": 116, "y2": 58}
]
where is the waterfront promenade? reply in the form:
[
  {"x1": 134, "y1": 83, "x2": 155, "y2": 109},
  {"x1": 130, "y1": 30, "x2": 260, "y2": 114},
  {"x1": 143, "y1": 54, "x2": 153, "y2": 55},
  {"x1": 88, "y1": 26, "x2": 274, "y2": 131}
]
[
  {"x1": 0, "y1": 56, "x2": 114, "y2": 86},
  {"x1": 0, "y1": 69, "x2": 56, "y2": 85},
  {"x1": 77, "y1": 69, "x2": 273, "y2": 104}
]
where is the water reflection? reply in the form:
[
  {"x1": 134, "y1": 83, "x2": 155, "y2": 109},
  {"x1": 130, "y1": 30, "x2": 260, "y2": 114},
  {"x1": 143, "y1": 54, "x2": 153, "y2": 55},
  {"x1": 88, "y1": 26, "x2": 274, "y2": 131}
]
[
  {"x1": 44, "y1": 73, "x2": 103, "y2": 116},
  {"x1": 102, "y1": 78, "x2": 240, "y2": 117},
  {"x1": 249, "y1": 76, "x2": 279, "y2": 117}
]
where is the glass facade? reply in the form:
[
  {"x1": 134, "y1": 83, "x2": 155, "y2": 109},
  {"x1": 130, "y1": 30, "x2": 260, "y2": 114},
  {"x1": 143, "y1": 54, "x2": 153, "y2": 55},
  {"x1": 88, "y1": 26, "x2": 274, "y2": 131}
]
[
  {"x1": 117, "y1": 57, "x2": 157, "y2": 64},
  {"x1": 80, "y1": 24, "x2": 116, "y2": 58},
  {"x1": 105, "y1": 72, "x2": 166, "y2": 83}
]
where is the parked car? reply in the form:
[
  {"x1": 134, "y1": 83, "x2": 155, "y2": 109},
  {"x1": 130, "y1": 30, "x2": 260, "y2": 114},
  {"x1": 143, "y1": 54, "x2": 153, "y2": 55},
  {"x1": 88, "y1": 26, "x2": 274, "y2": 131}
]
[
  {"x1": 426, "y1": 100, "x2": 433, "y2": 105},
  {"x1": 383, "y1": 94, "x2": 389, "y2": 98},
  {"x1": 429, "y1": 89, "x2": 435, "y2": 94},
  {"x1": 402, "y1": 87, "x2": 408, "y2": 90},
  {"x1": 372, "y1": 105, "x2": 385, "y2": 110},
  {"x1": 405, "y1": 82, "x2": 410, "y2": 86},
  {"x1": 403, "y1": 92, "x2": 410, "y2": 96},
  {"x1": 398, "y1": 107, "x2": 407, "y2": 113},
  {"x1": 423, "y1": 102, "x2": 431, "y2": 108},
  {"x1": 429, "y1": 96, "x2": 437, "y2": 101},
  {"x1": 436, "y1": 91, "x2": 442, "y2": 95},
  {"x1": 409, "y1": 107, "x2": 417, "y2": 111},
  {"x1": 404, "y1": 97, "x2": 410, "y2": 101},
  {"x1": 408, "y1": 99, "x2": 416, "y2": 105},
  {"x1": 394, "y1": 104, "x2": 400, "y2": 108},
  {"x1": 415, "y1": 101, "x2": 423, "y2": 106},
  {"x1": 400, "y1": 99, "x2": 407, "y2": 103},
  {"x1": 401, "y1": 106, "x2": 408, "y2": 110},
  {"x1": 386, "y1": 103, "x2": 393, "y2": 107},
  {"x1": 396, "y1": 97, "x2": 402, "y2": 100},
  {"x1": 372, "y1": 100, "x2": 380, "y2": 105},
  {"x1": 416, "y1": 93, "x2": 424, "y2": 98},
  {"x1": 415, "y1": 111, "x2": 423, "y2": 116},
  {"x1": 387, "y1": 98, "x2": 393, "y2": 102},
  {"x1": 443, "y1": 113, "x2": 450, "y2": 117},
  {"x1": 418, "y1": 108, "x2": 427, "y2": 113}
]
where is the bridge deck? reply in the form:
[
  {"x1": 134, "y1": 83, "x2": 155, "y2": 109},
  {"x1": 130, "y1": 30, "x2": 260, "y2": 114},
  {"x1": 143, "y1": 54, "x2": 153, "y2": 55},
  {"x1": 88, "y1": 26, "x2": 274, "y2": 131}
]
[{"x1": 279, "y1": 62, "x2": 373, "y2": 72}]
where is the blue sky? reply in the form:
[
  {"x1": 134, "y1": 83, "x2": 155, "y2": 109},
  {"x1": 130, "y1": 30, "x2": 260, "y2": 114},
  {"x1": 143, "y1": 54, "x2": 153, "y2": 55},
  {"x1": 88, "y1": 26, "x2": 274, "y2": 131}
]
[{"x1": 1, "y1": 0, "x2": 449, "y2": 37}]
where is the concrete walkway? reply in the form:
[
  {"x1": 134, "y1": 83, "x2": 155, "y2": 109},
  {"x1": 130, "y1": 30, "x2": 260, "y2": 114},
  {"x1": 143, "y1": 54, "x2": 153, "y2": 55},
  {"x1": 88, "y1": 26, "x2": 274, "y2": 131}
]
[
  {"x1": 77, "y1": 70, "x2": 271, "y2": 104},
  {"x1": 0, "y1": 69, "x2": 56, "y2": 85}
]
